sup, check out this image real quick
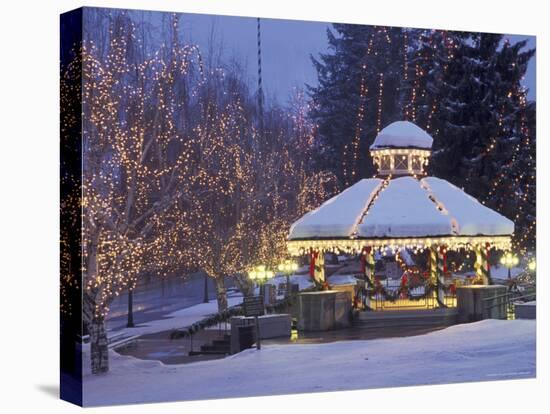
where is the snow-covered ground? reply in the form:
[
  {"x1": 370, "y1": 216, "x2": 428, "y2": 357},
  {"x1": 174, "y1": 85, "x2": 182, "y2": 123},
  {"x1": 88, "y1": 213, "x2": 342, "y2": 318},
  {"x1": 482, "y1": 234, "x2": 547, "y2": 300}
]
[
  {"x1": 83, "y1": 319, "x2": 535, "y2": 406},
  {"x1": 327, "y1": 274, "x2": 358, "y2": 285},
  {"x1": 265, "y1": 274, "x2": 314, "y2": 291}
]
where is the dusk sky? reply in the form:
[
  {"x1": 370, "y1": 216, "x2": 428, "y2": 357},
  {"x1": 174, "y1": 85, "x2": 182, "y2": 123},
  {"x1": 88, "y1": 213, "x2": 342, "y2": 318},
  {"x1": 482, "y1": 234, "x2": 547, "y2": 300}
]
[{"x1": 178, "y1": 13, "x2": 536, "y2": 105}]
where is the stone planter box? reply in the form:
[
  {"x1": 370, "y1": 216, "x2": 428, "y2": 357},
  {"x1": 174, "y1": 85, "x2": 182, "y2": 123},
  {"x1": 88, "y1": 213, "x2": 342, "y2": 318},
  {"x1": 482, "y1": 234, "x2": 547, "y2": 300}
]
[
  {"x1": 230, "y1": 314, "x2": 291, "y2": 354},
  {"x1": 515, "y1": 301, "x2": 536, "y2": 319},
  {"x1": 457, "y1": 285, "x2": 508, "y2": 323},
  {"x1": 297, "y1": 290, "x2": 352, "y2": 331}
]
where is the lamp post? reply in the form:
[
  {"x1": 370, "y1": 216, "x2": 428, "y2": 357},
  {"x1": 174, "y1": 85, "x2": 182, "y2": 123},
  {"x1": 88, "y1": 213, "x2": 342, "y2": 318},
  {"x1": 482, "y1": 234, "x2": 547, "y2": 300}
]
[
  {"x1": 248, "y1": 265, "x2": 274, "y2": 299},
  {"x1": 528, "y1": 259, "x2": 536, "y2": 273},
  {"x1": 500, "y1": 252, "x2": 519, "y2": 280},
  {"x1": 203, "y1": 273, "x2": 209, "y2": 303},
  {"x1": 278, "y1": 260, "x2": 298, "y2": 298},
  {"x1": 127, "y1": 288, "x2": 135, "y2": 328}
]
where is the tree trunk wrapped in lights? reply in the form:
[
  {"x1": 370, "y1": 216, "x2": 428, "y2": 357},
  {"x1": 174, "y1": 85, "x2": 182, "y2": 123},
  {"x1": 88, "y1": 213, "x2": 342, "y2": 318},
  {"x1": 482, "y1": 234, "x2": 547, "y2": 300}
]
[
  {"x1": 89, "y1": 316, "x2": 109, "y2": 374},
  {"x1": 214, "y1": 277, "x2": 228, "y2": 311}
]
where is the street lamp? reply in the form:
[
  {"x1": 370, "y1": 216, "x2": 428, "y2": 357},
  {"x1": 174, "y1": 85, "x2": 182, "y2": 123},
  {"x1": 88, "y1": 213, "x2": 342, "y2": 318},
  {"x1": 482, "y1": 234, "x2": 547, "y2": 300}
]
[
  {"x1": 278, "y1": 260, "x2": 299, "y2": 298},
  {"x1": 203, "y1": 273, "x2": 209, "y2": 303},
  {"x1": 528, "y1": 259, "x2": 536, "y2": 272},
  {"x1": 248, "y1": 265, "x2": 274, "y2": 298},
  {"x1": 500, "y1": 252, "x2": 519, "y2": 280}
]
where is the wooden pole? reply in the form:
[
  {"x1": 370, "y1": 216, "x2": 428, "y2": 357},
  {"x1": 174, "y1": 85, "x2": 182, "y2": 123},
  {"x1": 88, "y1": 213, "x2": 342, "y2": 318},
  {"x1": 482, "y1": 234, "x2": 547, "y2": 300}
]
[
  {"x1": 255, "y1": 315, "x2": 261, "y2": 350},
  {"x1": 127, "y1": 288, "x2": 135, "y2": 328}
]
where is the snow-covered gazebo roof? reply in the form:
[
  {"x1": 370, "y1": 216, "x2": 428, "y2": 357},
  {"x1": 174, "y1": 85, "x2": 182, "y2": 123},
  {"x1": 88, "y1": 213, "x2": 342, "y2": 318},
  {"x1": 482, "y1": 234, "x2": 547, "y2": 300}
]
[{"x1": 288, "y1": 121, "x2": 513, "y2": 255}]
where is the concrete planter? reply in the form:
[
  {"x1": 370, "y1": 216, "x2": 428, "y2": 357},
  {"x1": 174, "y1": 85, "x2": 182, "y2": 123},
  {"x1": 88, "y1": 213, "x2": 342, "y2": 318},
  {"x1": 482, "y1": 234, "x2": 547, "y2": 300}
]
[
  {"x1": 297, "y1": 290, "x2": 352, "y2": 331},
  {"x1": 515, "y1": 301, "x2": 536, "y2": 319},
  {"x1": 230, "y1": 314, "x2": 291, "y2": 354}
]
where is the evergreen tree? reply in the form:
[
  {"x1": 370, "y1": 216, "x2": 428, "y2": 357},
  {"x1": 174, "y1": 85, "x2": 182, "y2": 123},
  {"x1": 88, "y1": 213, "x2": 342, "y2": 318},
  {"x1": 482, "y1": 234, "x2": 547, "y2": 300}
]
[
  {"x1": 484, "y1": 39, "x2": 536, "y2": 252},
  {"x1": 309, "y1": 24, "x2": 407, "y2": 186},
  {"x1": 421, "y1": 32, "x2": 503, "y2": 194},
  {"x1": 418, "y1": 33, "x2": 535, "y2": 251}
]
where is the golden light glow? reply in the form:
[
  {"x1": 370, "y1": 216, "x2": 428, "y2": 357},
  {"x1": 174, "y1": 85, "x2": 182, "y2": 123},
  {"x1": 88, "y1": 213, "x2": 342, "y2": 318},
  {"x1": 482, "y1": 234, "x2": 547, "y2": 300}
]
[
  {"x1": 500, "y1": 252, "x2": 519, "y2": 268},
  {"x1": 287, "y1": 235, "x2": 512, "y2": 256},
  {"x1": 278, "y1": 259, "x2": 299, "y2": 273},
  {"x1": 248, "y1": 265, "x2": 275, "y2": 283}
]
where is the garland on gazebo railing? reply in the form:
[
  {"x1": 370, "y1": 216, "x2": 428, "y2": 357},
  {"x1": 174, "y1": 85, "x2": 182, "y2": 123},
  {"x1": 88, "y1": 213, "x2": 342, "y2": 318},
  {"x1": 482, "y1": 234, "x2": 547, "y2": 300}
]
[
  {"x1": 371, "y1": 282, "x2": 455, "y2": 303},
  {"x1": 357, "y1": 270, "x2": 456, "y2": 304}
]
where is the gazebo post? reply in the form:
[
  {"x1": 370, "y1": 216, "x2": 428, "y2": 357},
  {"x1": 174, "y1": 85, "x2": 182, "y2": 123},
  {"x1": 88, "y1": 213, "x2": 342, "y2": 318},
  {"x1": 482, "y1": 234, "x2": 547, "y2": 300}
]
[
  {"x1": 485, "y1": 242, "x2": 492, "y2": 285},
  {"x1": 429, "y1": 246, "x2": 445, "y2": 307},
  {"x1": 474, "y1": 243, "x2": 491, "y2": 285},
  {"x1": 362, "y1": 246, "x2": 375, "y2": 309},
  {"x1": 316, "y1": 250, "x2": 326, "y2": 287},
  {"x1": 309, "y1": 248, "x2": 326, "y2": 288},
  {"x1": 437, "y1": 246, "x2": 447, "y2": 307},
  {"x1": 429, "y1": 246, "x2": 437, "y2": 306}
]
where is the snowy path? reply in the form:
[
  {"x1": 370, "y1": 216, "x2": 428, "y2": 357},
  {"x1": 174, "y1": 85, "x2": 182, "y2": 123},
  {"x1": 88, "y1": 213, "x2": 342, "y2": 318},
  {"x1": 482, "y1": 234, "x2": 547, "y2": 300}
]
[
  {"x1": 83, "y1": 319, "x2": 536, "y2": 406},
  {"x1": 108, "y1": 295, "x2": 244, "y2": 339}
]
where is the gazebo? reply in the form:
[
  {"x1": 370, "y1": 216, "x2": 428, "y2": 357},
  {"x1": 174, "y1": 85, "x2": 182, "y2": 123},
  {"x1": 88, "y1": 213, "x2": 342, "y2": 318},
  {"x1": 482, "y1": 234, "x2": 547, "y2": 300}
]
[{"x1": 287, "y1": 121, "x2": 514, "y2": 309}]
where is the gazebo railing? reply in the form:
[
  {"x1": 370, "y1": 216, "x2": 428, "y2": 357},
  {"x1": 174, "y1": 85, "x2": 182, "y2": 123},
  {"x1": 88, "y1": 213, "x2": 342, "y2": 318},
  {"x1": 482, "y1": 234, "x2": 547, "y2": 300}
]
[
  {"x1": 365, "y1": 286, "x2": 456, "y2": 311},
  {"x1": 483, "y1": 289, "x2": 536, "y2": 320},
  {"x1": 371, "y1": 292, "x2": 456, "y2": 311}
]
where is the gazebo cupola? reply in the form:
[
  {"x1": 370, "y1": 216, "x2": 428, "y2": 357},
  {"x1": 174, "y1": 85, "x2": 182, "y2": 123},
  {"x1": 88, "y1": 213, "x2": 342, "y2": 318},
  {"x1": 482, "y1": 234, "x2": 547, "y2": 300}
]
[{"x1": 370, "y1": 121, "x2": 432, "y2": 177}]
